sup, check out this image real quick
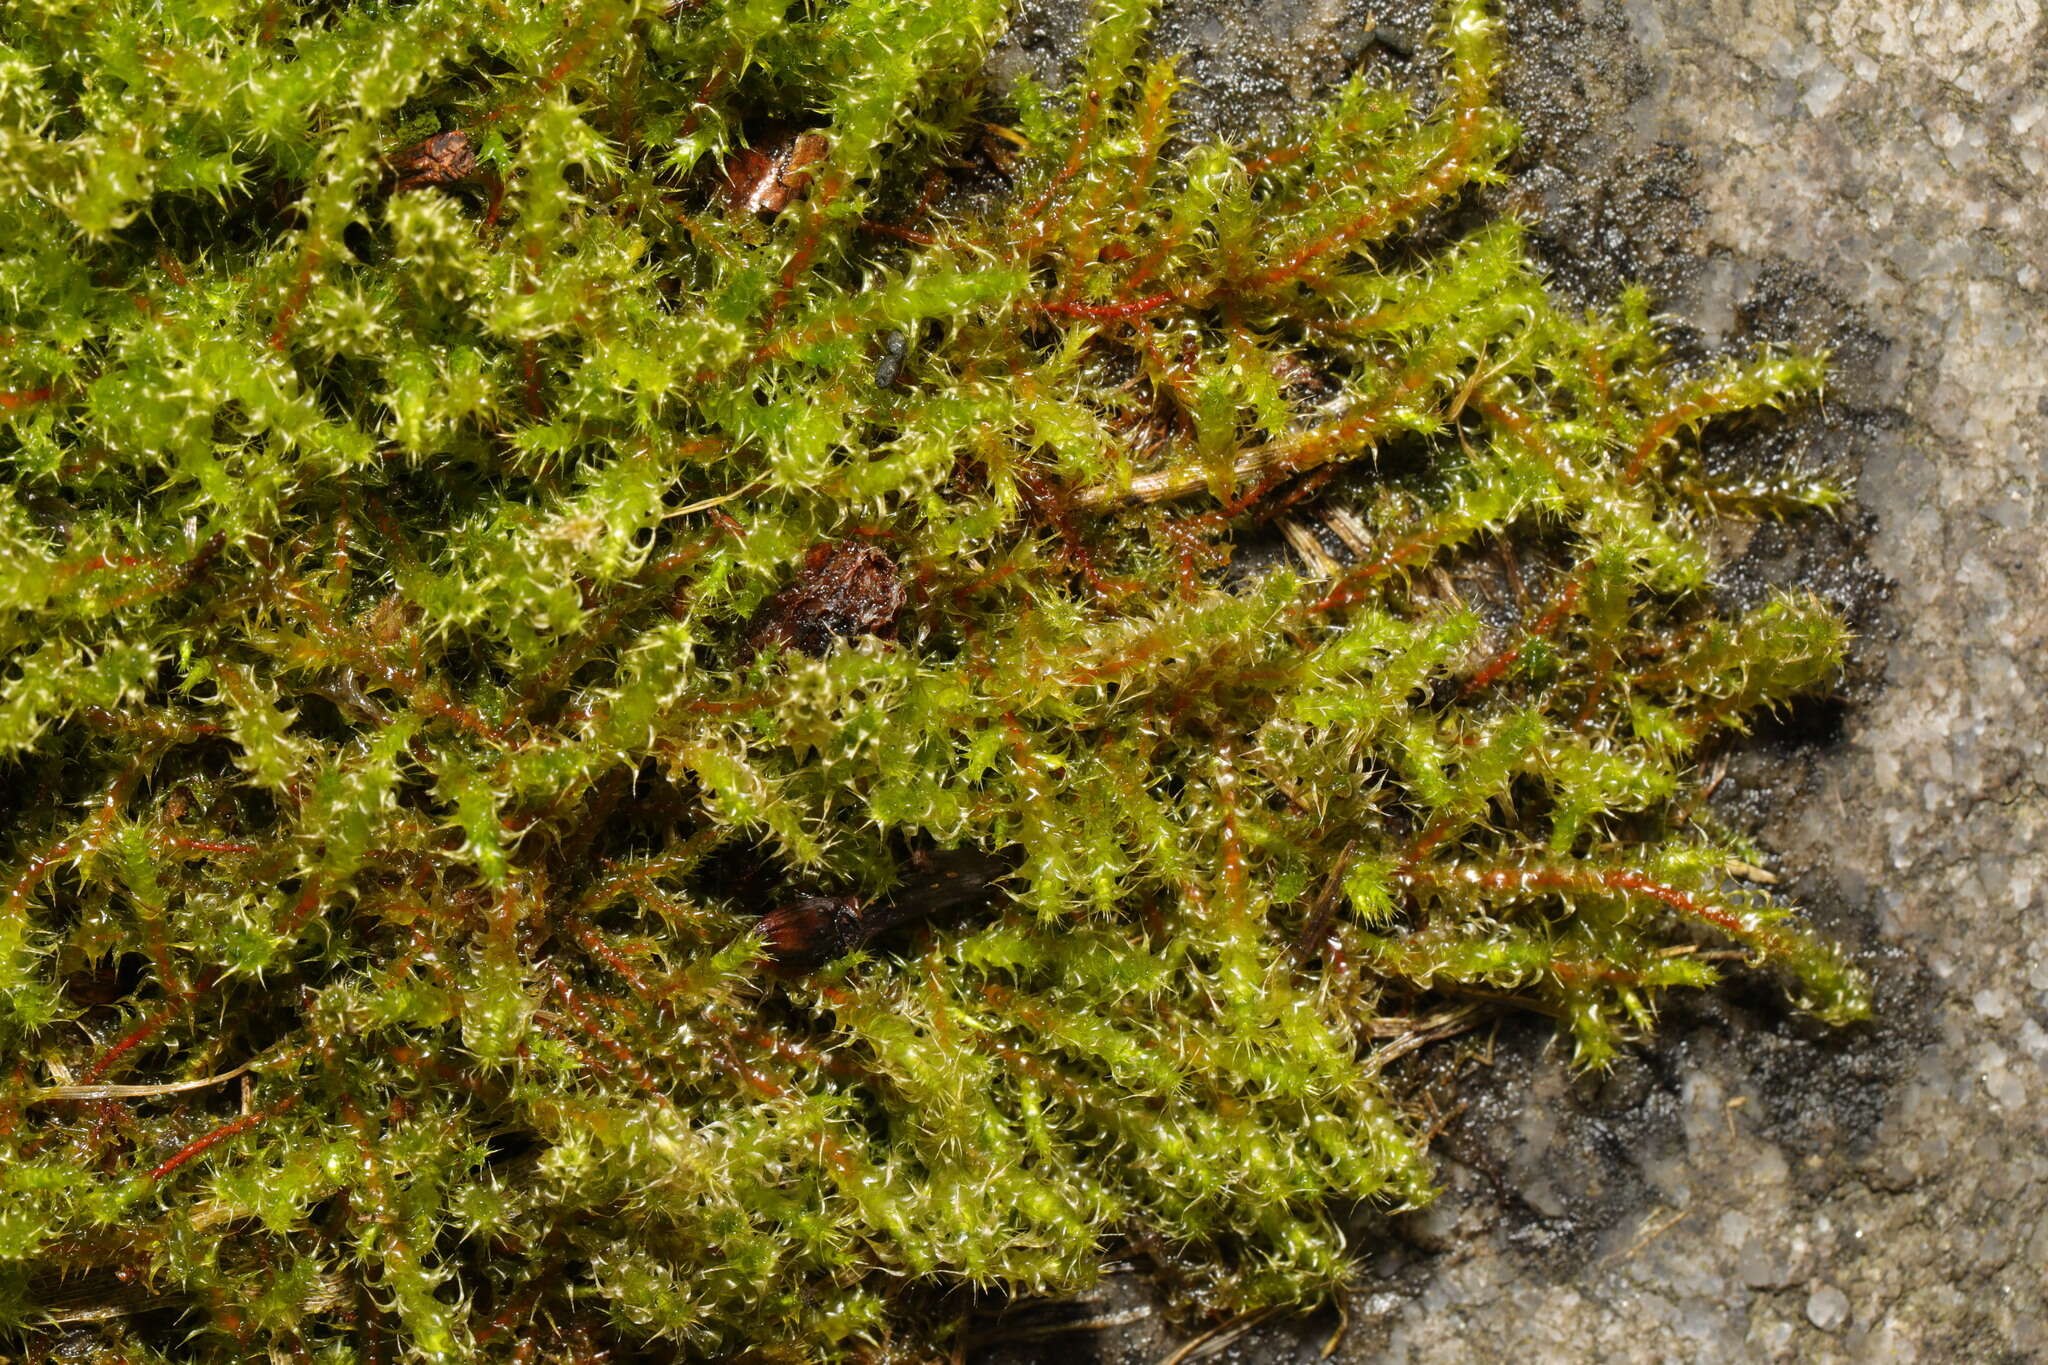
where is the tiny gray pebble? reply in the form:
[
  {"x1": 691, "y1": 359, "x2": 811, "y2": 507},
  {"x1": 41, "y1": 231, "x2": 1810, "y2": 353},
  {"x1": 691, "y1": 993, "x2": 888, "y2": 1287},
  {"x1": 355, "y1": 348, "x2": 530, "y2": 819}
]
[{"x1": 1806, "y1": 1283, "x2": 1850, "y2": 1332}]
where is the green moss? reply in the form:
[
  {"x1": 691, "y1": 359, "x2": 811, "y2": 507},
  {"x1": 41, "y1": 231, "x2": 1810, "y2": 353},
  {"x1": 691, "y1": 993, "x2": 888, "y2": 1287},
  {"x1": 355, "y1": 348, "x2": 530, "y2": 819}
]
[{"x1": 0, "y1": 0, "x2": 1865, "y2": 1358}]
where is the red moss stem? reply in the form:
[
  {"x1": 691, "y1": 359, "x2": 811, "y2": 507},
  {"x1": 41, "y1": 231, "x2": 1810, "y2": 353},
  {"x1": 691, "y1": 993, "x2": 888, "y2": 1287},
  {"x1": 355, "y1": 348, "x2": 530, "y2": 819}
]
[
  {"x1": 148, "y1": 1095, "x2": 300, "y2": 1182},
  {"x1": 1038, "y1": 291, "x2": 1175, "y2": 321}
]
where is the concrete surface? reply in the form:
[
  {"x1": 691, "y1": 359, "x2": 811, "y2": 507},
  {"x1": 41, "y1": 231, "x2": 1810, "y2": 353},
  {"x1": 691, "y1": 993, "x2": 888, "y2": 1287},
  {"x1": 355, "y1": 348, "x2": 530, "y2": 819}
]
[{"x1": 974, "y1": 1, "x2": 2048, "y2": 1361}]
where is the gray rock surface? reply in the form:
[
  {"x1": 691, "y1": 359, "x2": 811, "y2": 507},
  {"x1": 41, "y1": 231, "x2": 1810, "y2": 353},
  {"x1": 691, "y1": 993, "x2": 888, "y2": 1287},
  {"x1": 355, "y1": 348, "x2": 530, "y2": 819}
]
[
  {"x1": 974, "y1": 1, "x2": 2048, "y2": 1361},
  {"x1": 1354, "y1": 4, "x2": 2046, "y2": 1361}
]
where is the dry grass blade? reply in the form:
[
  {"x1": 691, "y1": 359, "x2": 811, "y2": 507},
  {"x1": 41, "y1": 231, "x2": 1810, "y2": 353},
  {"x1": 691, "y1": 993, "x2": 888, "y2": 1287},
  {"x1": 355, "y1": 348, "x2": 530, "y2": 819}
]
[
  {"x1": 1156, "y1": 1305, "x2": 1284, "y2": 1365},
  {"x1": 28, "y1": 1056, "x2": 265, "y2": 1104},
  {"x1": 1362, "y1": 1003, "x2": 1485, "y2": 1074}
]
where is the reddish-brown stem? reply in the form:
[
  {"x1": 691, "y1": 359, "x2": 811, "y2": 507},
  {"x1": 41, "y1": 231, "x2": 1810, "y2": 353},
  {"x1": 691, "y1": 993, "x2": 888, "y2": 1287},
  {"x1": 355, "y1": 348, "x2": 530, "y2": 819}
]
[
  {"x1": 1469, "y1": 393, "x2": 1577, "y2": 488},
  {"x1": 1307, "y1": 523, "x2": 1447, "y2": 615},
  {"x1": 8, "y1": 755, "x2": 156, "y2": 978},
  {"x1": 519, "y1": 338, "x2": 543, "y2": 417},
  {"x1": 762, "y1": 168, "x2": 849, "y2": 319},
  {"x1": 1621, "y1": 381, "x2": 1745, "y2": 486},
  {"x1": 1408, "y1": 861, "x2": 1750, "y2": 939},
  {"x1": 0, "y1": 386, "x2": 54, "y2": 411},
  {"x1": 1017, "y1": 88, "x2": 1106, "y2": 243},
  {"x1": 82, "y1": 967, "x2": 223, "y2": 1085},
  {"x1": 1039, "y1": 291, "x2": 1175, "y2": 321},
  {"x1": 474, "y1": 1260, "x2": 561, "y2": 1348},
  {"x1": 148, "y1": 1095, "x2": 300, "y2": 1182},
  {"x1": 1468, "y1": 565, "x2": 1586, "y2": 693},
  {"x1": 1242, "y1": 103, "x2": 1488, "y2": 294},
  {"x1": 275, "y1": 877, "x2": 327, "y2": 936},
  {"x1": 1014, "y1": 466, "x2": 1141, "y2": 601},
  {"x1": 544, "y1": 970, "x2": 670, "y2": 1100},
  {"x1": 858, "y1": 219, "x2": 937, "y2": 246},
  {"x1": 268, "y1": 245, "x2": 321, "y2": 351}
]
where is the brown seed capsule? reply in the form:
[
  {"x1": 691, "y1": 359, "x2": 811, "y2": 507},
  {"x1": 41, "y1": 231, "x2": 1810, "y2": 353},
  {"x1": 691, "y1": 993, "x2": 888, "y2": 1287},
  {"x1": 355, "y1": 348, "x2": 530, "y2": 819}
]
[
  {"x1": 757, "y1": 895, "x2": 866, "y2": 971},
  {"x1": 720, "y1": 128, "x2": 830, "y2": 217},
  {"x1": 744, "y1": 541, "x2": 904, "y2": 660},
  {"x1": 388, "y1": 129, "x2": 478, "y2": 194},
  {"x1": 755, "y1": 850, "x2": 1012, "y2": 973}
]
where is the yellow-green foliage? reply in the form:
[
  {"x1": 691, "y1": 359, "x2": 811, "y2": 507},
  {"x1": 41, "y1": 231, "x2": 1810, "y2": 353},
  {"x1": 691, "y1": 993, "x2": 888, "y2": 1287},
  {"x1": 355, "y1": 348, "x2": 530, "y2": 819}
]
[{"x1": 0, "y1": 0, "x2": 1866, "y2": 1359}]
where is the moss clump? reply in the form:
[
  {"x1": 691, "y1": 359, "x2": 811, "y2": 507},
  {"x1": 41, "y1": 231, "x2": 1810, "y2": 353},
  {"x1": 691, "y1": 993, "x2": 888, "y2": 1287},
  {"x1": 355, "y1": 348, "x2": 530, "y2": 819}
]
[{"x1": 0, "y1": 0, "x2": 1866, "y2": 1358}]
